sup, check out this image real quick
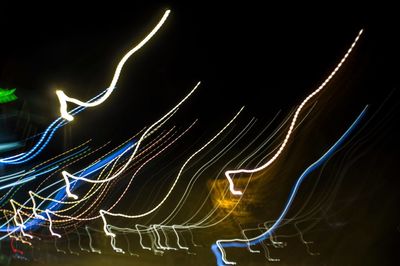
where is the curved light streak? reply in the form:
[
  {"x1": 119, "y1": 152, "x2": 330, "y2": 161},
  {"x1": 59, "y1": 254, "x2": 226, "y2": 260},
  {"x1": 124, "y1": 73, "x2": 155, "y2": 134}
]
[
  {"x1": 56, "y1": 10, "x2": 170, "y2": 121},
  {"x1": 226, "y1": 29, "x2": 364, "y2": 195}
]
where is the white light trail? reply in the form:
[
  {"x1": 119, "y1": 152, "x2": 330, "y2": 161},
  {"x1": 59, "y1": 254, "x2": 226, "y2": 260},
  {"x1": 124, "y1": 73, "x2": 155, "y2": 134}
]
[
  {"x1": 226, "y1": 29, "x2": 364, "y2": 195},
  {"x1": 56, "y1": 10, "x2": 171, "y2": 121}
]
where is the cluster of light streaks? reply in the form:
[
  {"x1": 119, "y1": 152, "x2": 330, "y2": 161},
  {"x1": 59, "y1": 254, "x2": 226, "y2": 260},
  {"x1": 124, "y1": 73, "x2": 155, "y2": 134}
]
[
  {"x1": 208, "y1": 29, "x2": 366, "y2": 265},
  {"x1": 55, "y1": 10, "x2": 171, "y2": 121},
  {"x1": 90, "y1": 101, "x2": 323, "y2": 257},
  {"x1": 0, "y1": 8, "x2": 370, "y2": 266},
  {"x1": 62, "y1": 80, "x2": 201, "y2": 200},
  {"x1": 99, "y1": 106, "x2": 244, "y2": 238},
  {"x1": 212, "y1": 107, "x2": 367, "y2": 265},
  {"x1": 0, "y1": 10, "x2": 169, "y2": 165},
  {"x1": 0, "y1": 9, "x2": 182, "y2": 242}
]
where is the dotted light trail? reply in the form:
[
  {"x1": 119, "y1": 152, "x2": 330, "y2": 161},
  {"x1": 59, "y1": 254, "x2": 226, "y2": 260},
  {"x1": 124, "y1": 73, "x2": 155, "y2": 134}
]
[{"x1": 225, "y1": 29, "x2": 364, "y2": 195}]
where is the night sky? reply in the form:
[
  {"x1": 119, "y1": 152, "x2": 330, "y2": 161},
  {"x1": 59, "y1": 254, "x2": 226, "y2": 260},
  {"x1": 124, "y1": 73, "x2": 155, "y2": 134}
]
[{"x1": 1, "y1": 2, "x2": 399, "y2": 266}]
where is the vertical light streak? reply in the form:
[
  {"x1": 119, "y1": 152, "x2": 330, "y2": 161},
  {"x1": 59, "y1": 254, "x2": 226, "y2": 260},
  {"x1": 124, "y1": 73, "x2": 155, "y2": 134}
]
[
  {"x1": 45, "y1": 209, "x2": 61, "y2": 238},
  {"x1": 153, "y1": 225, "x2": 167, "y2": 250},
  {"x1": 109, "y1": 232, "x2": 125, "y2": 254},
  {"x1": 54, "y1": 237, "x2": 67, "y2": 254},
  {"x1": 136, "y1": 224, "x2": 152, "y2": 250},
  {"x1": 85, "y1": 226, "x2": 101, "y2": 254},
  {"x1": 123, "y1": 233, "x2": 139, "y2": 256},
  {"x1": 173, "y1": 225, "x2": 189, "y2": 250},
  {"x1": 76, "y1": 228, "x2": 91, "y2": 252},
  {"x1": 29, "y1": 191, "x2": 44, "y2": 220}
]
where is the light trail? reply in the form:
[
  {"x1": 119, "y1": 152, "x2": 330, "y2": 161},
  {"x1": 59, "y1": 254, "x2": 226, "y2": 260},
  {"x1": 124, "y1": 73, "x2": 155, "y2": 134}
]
[
  {"x1": 4, "y1": 126, "x2": 176, "y2": 227},
  {"x1": 45, "y1": 209, "x2": 61, "y2": 238},
  {"x1": 55, "y1": 10, "x2": 170, "y2": 121},
  {"x1": 225, "y1": 29, "x2": 364, "y2": 195}
]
